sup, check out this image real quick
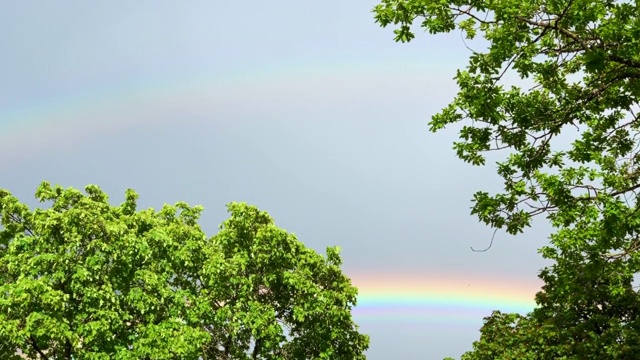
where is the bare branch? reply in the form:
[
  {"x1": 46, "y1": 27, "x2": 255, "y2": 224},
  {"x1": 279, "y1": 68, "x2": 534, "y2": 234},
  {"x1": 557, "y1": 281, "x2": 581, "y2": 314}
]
[{"x1": 472, "y1": 228, "x2": 499, "y2": 252}]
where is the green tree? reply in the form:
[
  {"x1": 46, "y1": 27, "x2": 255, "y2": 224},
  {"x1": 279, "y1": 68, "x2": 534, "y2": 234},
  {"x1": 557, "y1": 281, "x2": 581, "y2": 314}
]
[
  {"x1": 0, "y1": 182, "x2": 369, "y2": 359},
  {"x1": 374, "y1": 0, "x2": 640, "y2": 358}
]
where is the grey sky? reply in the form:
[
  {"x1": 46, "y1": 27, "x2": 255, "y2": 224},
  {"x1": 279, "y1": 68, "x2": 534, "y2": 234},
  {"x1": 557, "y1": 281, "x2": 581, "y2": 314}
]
[{"x1": 1, "y1": 1, "x2": 552, "y2": 358}]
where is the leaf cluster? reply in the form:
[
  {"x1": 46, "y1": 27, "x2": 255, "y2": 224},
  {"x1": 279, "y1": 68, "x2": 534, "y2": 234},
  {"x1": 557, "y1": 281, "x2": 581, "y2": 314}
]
[
  {"x1": 374, "y1": 0, "x2": 640, "y2": 358},
  {"x1": 374, "y1": 0, "x2": 640, "y2": 236},
  {"x1": 0, "y1": 182, "x2": 369, "y2": 359}
]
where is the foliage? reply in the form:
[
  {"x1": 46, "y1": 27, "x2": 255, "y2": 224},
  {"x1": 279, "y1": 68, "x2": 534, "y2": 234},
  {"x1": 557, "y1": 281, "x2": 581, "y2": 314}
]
[
  {"x1": 0, "y1": 182, "x2": 369, "y2": 359},
  {"x1": 459, "y1": 244, "x2": 640, "y2": 359},
  {"x1": 374, "y1": 0, "x2": 640, "y2": 358}
]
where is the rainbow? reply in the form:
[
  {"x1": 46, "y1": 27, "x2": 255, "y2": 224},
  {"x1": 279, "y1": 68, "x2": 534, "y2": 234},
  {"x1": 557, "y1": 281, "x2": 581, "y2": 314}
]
[
  {"x1": 350, "y1": 273, "x2": 541, "y2": 325},
  {"x1": 0, "y1": 57, "x2": 454, "y2": 166}
]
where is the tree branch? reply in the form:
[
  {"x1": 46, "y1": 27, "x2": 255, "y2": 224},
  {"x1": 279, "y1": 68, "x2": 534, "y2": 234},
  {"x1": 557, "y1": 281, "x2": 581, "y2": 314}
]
[
  {"x1": 516, "y1": 16, "x2": 589, "y2": 52},
  {"x1": 30, "y1": 335, "x2": 49, "y2": 360},
  {"x1": 610, "y1": 182, "x2": 640, "y2": 197},
  {"x1": 252, "y1": 338, "x2": 263, "y2": 359}
]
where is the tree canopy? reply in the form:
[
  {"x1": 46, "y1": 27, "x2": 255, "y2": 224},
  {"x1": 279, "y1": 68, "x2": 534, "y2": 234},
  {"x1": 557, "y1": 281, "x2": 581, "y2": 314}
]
[
  {"x1": 374, "y1": 0, "x2": 640, "y2": 358},
  {"x1": 0, "y1": 182, "x2": 369, "y2": 359}
]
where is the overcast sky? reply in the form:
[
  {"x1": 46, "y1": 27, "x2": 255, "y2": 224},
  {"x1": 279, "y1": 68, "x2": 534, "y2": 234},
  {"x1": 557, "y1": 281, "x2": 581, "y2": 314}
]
[{"x1": 1, "y1": 1, "x2": 552, "y2": 358}]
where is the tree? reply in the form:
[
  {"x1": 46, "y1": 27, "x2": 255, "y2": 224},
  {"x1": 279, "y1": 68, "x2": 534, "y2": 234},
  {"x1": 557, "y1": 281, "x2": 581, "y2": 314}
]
[
  {"x1": 0, "y1": 182, "x2": 369, "y2": 359},
  {"x1": 374, "y1": 0, "x2": 640, "y2": 358}
]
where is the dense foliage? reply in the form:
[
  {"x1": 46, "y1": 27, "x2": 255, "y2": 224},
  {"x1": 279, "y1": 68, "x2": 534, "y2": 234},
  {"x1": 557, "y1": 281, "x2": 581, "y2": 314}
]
[
  {"x1": 0, "y1": 182, "x2": 369, "y2": 359},
  {"x1": 374, "y1": 0, "x2": 640, "y2": 358}
]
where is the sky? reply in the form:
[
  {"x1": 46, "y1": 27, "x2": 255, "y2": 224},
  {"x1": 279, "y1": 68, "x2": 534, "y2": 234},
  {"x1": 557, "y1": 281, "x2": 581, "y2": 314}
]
[{"x1": 0, "y1": 1, "x2": 553, "y2": 358}]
